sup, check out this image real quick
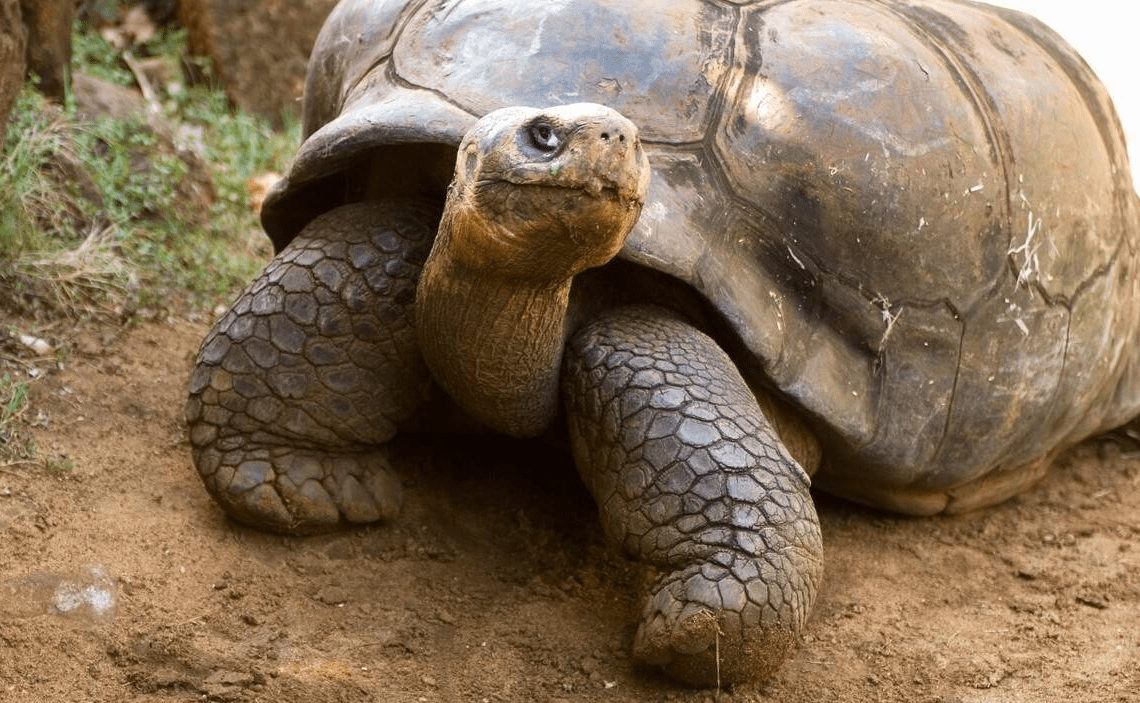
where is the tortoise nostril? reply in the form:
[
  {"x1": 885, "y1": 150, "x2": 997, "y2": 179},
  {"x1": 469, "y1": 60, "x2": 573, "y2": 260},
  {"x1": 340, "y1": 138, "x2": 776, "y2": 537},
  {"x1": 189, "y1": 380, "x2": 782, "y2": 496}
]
[{"x1": 601, "y1": 132, "x2": 610, "y2": 141}]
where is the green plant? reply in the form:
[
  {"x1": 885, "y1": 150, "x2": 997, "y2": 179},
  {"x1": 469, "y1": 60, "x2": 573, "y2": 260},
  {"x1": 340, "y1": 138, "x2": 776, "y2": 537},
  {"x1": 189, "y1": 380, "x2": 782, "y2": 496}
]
[
  {"x1": 1, "y1": 89, "x2": 146, "y2": 317},
  {"x1": 0, "y1": 90, "x2": 85, "y2": 257},
  {"x1": 44, "y1": 455, "x2": 74, "y2": 474},
  {"x1": 0, "y1": 371, "x2": 35, "y2": 463},
  {"x1": 70, "y1": 29, "x2": 136, "y2": 88},
  {"x1": 1, "y1": 24, "x2": 296, "y2": 316}
]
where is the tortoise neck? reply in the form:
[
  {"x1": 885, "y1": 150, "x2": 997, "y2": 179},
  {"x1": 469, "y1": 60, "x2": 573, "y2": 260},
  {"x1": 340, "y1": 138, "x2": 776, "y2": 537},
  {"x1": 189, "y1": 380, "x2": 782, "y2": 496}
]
[{"x1": 415, "y1": 245, "x2": 572, "y2": 438}]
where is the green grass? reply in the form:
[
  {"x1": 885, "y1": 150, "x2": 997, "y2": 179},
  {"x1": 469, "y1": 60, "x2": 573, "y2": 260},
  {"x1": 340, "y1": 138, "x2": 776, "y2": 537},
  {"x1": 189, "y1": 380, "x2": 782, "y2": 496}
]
[
  {"x1": 1, "y1": 25, "x2": 297, "y2": 316},
  {"x1": 0, "y1": 371, "x2": 34, "y2": 464},
  {"x1": 0, "y1": 21, "x2": 300, "y2": 467},
  {"x1": 0, "y1": 89, "x2": 83, "y2": 255}
]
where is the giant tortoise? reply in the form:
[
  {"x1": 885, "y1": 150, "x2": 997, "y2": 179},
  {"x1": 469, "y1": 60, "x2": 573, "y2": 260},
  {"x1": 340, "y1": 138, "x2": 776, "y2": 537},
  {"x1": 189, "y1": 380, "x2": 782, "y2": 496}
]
[{"x1": 186, "y1": 0, "x2": 1140, "y2": 686}]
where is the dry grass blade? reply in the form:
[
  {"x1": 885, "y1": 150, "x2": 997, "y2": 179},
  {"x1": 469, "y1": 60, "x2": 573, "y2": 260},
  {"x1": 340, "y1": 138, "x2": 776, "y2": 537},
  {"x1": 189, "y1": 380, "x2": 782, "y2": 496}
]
[
  {"x1": 4, "y1": 224, "x2": 139, "y2": 319},
  {"x1": 2, "y1": 107, "x2": 87, "y2": 249}
]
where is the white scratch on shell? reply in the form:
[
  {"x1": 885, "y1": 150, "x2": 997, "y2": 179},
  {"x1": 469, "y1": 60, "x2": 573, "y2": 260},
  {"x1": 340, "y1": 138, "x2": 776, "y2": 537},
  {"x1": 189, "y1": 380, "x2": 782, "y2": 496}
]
[
  {"x1": 787, "y1": 246, "x2": 806, "y2": 270},
  {"x1": 1009, "y1": 210, "x2": 1043, "y2": 289}
]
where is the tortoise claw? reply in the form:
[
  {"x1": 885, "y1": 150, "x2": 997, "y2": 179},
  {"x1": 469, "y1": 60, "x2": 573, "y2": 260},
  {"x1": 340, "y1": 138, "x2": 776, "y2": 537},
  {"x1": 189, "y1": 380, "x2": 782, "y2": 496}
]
[
  {"x1": 634, "y1": 562, "x2": 800, "y2": 686},
  {"x1": 193, "y1": 445, "x2": 402, "y2": 534}
]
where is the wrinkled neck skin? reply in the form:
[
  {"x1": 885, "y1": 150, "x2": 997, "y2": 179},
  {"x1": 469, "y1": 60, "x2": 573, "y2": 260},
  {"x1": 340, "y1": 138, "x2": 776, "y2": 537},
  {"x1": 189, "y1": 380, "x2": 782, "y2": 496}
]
[
  {"x1": 415, "y1": 203, "x2": 579, "y2": 438},
  {"x1": 416, "y1": 103, "x2": 648, "y2": 437}
]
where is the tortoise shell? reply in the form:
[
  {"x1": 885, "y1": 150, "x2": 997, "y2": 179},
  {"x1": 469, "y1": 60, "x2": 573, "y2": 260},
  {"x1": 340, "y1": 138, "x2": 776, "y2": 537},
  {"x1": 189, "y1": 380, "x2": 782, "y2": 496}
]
[{"x1": 261, "y1": 0, "x2": 1140, "y2": 512}]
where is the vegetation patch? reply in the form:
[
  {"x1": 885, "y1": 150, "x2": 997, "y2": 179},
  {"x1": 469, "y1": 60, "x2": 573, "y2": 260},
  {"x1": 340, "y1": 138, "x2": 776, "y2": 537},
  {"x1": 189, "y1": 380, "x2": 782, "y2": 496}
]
[
  {"x1": 0, "y1": 12, "x2": 297, "y2": 469},
  {"x1": 0, "y1": 370, "x2": 34, "y2": 464},
  {"x1": 1, "y1": 22, "x2": 295, "y2": 320}
]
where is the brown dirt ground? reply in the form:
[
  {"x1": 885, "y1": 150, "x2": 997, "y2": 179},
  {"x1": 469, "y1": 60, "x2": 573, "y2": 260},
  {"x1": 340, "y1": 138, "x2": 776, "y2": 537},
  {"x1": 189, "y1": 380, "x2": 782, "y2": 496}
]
[{"x1": 1, "y1": 316, "x2": 1138, "y2": 702}]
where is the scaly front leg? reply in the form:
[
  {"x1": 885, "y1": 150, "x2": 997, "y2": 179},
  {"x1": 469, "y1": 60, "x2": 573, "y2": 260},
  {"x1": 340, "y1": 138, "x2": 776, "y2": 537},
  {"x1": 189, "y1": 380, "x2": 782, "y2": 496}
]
[
  {"x1": 186, "y1": 200, "x2": 438, "y2": 533},
  {"x1": 562, "y1": 305, "x2": 823, "y2": 685}
]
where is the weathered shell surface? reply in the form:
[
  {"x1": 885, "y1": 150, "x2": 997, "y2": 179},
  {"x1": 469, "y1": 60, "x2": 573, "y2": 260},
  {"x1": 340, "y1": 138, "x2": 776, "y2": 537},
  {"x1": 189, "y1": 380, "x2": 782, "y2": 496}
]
[{"x1": 262, "y1": 0, "x2": 1140, "y2": 507}]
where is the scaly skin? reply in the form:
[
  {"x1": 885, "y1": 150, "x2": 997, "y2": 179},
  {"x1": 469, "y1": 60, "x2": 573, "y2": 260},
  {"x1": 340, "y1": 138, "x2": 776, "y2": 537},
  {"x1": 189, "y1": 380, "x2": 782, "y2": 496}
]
[
  {"x1": 189, "y1": 106, "x2": 820, "y2": 685},
  {"x1": 185, "y1": 200, "x2": 438, "y2": 533},
  {"x1": 563, "y1": 305, "x2": 823, "y2": 685}
]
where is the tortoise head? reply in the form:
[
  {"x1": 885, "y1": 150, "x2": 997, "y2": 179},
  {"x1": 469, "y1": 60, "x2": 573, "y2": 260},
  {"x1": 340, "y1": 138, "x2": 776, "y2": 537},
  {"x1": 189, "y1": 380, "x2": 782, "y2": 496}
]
[
  {"x1": 416, "y1": 104, "x2": 650, "y2": 437},
  {"x1": 438, "y1": 103, "x2": 650, "y2": 283}
]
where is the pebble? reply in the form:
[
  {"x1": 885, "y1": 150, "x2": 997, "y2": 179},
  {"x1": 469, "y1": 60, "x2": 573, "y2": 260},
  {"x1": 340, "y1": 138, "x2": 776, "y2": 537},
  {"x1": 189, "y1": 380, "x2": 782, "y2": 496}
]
[
  {"x1": 436, "y1": 608, "x2": 457, "y2": 625},
  {"x1": 18, "y1": 334, "x2": 53, "y2": 356},
  {"x1": 315, "y1": 585, "x2": 350, "y2": 605}
]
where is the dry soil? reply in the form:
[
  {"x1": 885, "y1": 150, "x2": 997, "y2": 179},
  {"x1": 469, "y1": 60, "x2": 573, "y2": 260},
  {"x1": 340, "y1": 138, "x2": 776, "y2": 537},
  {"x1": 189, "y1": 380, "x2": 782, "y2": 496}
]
[{"x1": 1, "y1": 317, "x2": 1138, "y2": 702}]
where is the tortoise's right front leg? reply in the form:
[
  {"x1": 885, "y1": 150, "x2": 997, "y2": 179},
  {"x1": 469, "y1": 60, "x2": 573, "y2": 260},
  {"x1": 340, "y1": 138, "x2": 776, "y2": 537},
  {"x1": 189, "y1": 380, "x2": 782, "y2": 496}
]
[
  {"x1": 562, "y1": 305, "x2": 823, "y2": 685},
  {"x1": 185, "y1": 200, "x2": 438, "y2": 534}
]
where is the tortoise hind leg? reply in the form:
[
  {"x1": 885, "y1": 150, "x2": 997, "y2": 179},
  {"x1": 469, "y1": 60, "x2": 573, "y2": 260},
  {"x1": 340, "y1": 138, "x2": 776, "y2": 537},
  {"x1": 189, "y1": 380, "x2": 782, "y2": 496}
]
[
  {"x1": 185, "y1": 200, "x2": 438, "y2": 534},
  {"x1": 562, "y1": 305, "x2": 823, "y2": 685}
]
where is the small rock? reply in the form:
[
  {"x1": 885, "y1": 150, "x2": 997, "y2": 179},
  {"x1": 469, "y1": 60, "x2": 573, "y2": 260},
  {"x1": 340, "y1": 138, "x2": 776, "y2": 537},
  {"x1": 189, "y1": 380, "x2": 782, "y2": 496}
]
[
  {"x1": 1076, "y1": 593, "x2": 1109, "y2": 610},
  {"x1": 18, "y1": 334, "x2": 53, "y2": 356},
  {"x1": 579, "y1": 656, "x2": 599, "y2": 675},
  {"x1": 201, "y1": 669, "x2": 254, "y2": 701},
  {"x1": 204, "y1": 670, "x2": 254, "y2": 687},
  {"x1": 315, "y1": 585, "x2": 349, "y2": 605}
]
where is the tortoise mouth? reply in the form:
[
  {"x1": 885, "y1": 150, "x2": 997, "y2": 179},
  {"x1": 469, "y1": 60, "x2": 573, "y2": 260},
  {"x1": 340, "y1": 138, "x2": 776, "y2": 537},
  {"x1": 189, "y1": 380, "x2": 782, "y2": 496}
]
[
  {"x1": 461, "y1": 183, "x2": 626, "y2": 263},
  {"x1": 477, "y1": 176, "x2": 640, "y2": 207}
]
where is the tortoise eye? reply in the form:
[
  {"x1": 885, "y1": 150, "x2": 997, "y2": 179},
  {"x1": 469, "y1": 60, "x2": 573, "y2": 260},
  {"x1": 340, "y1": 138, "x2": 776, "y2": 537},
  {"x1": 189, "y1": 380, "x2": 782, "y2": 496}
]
[{"x1": 527, "y1": 121, "x2": 562, "y2": 153}]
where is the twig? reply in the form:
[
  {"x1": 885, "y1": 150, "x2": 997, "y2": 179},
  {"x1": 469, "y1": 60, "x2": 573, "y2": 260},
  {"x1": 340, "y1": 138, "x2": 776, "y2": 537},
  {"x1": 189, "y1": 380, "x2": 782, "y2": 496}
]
[
  {"x1": 166, "y1": 614, "x2": 205, "y2": 628},
  {"x1": 121, "y1": 49, "x2": 159, "y2": 110},
  {"x1": 1, "y1": 460, "x2": 38, "y2": 473},
  {"x1": 714, "y1": 618, "x2": 721, "y2": 693},
  {"x1": 0, "y1": 352, "x2": 36, "y2": 369},
  {"x1": 693, "y1": 609, "x2": 724, "y2": 693}
]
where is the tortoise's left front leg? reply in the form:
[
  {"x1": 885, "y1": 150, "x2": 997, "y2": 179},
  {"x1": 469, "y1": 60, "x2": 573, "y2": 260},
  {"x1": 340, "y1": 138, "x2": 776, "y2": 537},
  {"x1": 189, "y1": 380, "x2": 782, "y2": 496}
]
[{"x1": 563, "y1": 305, "x2": 823, "y2": 686}]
